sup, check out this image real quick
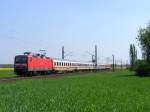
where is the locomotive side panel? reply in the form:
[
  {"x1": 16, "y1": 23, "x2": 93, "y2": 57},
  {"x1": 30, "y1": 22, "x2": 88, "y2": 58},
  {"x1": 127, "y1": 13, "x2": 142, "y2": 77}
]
[{"x1": 28, "y1": 56, "x2": 53, "y2": 72}]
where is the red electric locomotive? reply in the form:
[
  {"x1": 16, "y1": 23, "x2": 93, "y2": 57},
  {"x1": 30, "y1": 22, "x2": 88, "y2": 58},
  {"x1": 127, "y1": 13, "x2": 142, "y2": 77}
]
[{"x1": 14, "y1": 52, "x2": 53, "y2": 75}]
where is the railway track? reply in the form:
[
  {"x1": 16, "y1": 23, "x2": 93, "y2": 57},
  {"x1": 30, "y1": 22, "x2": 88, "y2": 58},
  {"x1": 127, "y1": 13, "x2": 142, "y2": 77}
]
[
  {"x1": 0, "y1": 74, "x2": 61, "y2": 82},
  {"x1": 0, "y1": 72, "x2": 93, "y2": 82}
]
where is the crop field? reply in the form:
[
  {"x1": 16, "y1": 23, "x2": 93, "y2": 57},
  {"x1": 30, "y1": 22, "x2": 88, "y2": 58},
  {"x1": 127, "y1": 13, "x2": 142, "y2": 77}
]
[
  {"x1": 0, "y1": 71, "x2": 150, "y2": 112},
  {"x1": 0, "y1": 68, "x2": 14, "y2": 71}
]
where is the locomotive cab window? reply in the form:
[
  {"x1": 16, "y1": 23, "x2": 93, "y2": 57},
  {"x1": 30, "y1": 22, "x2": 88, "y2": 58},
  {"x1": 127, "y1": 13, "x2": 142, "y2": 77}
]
[{"x1": 15, "y1": 57, "x2": 27, "y2": 64}]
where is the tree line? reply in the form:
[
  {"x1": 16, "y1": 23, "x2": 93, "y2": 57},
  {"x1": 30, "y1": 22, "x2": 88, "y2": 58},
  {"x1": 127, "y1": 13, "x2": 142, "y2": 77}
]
[{"x1": 130, "y1": 22, "x2": 150, "y2": 76}]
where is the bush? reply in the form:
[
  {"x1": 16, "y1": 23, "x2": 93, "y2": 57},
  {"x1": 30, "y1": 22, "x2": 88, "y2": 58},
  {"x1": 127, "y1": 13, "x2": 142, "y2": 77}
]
[
  {"x1": 134, "y1": 60, "x2": 150, "y2": 76},
  {"x1": 129, "y1": 64, "x2": 136, "y2": 71}
]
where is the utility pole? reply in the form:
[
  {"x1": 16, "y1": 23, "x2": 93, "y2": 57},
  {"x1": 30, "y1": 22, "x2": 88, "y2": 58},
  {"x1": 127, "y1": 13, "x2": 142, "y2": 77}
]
[
  {"x1": 121, "y1": 60, "x2": 123, "y2": 70},
  {"x1": 92, "y1": 55, "x2": 95, "y2": 63},
  {"x1": 126, "y1": 60, "x2": 128, "y2": 69},
  {"x1": 62, "y1": 46, "x2": 64, "y2": 60},
  {"x1": 112, "y1": 54, "x2": 115, "y2": 72},
  {"x1": 95, "y1": 45, "x2": 98, "y2": 70}
]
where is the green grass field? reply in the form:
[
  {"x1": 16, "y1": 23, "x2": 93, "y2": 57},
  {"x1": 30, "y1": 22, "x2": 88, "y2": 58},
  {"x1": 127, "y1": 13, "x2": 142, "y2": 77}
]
[
  {"x1": 0, "y1": 71, "x2": 150, "y2": 112},
  {"x1": 0, "y1": 70, "x2": 16, "y2": 77}
]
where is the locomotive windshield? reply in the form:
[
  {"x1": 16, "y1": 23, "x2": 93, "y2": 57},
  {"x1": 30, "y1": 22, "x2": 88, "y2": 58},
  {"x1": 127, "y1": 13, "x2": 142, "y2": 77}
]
[{"x1": 15, "y1": 57, "x2": 27, "y2": 64}]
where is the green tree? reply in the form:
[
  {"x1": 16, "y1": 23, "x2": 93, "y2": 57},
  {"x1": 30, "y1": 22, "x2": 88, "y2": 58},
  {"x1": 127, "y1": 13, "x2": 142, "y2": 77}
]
[
  {"x1": 129, "y1": 44, "x2": 137, "y2": 70},
  {"x1": 138, "y1": 22, "x2": 150, "y2": 63}
]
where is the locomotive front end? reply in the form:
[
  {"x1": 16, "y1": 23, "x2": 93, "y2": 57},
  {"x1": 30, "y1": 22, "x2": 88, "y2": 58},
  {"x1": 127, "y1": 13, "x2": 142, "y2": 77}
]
[{"x1": 14, "y1": 55, "x2": 28, "y2": 75}]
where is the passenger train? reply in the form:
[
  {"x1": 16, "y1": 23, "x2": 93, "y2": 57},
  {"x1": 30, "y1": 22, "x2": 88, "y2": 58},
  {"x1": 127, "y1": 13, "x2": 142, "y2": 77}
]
[{"x1": 14, "y1": 52, "x2": 111, "y2": 76}]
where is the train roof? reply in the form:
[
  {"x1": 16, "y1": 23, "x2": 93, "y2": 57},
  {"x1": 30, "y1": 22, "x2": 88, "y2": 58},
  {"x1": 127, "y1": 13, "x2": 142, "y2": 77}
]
[{"x1": 53, "y1": 58, "x2": 95, "y2": 64}]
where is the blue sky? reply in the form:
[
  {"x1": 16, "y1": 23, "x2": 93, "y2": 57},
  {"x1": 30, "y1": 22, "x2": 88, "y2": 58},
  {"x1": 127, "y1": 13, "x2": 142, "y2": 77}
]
[{"x1": 0, "y1": 0, "x2": 150, "y2": 64}]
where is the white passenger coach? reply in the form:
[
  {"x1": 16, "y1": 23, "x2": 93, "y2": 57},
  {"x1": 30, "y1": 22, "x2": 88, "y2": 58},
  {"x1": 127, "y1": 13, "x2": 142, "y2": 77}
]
[{"x1": 53, "y1": 59, "x2": 111, "y2": 72}]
